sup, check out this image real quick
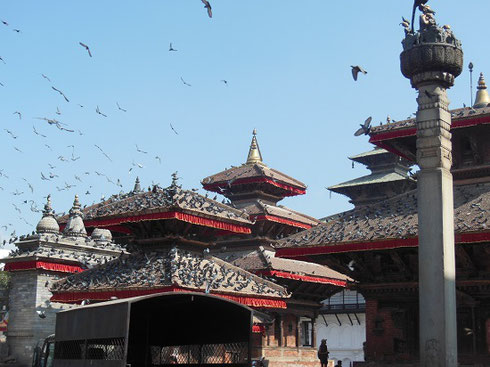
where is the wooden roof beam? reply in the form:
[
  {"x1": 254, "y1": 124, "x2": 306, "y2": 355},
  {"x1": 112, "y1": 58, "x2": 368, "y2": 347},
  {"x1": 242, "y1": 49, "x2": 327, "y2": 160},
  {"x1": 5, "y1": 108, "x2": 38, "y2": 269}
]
[
  {"x1": 456, "y1": 245, "x2": 477, "y2": 275},
  {"x1": 389, "y1": 250, "x2": 412, "y2": 281}
]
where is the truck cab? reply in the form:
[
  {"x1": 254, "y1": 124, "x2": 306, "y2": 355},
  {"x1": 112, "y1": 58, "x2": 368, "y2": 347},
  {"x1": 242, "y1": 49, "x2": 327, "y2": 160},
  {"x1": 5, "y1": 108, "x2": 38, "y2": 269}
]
[{"x1": 32, "y1": 334, "x2": 55, "y2": 367}]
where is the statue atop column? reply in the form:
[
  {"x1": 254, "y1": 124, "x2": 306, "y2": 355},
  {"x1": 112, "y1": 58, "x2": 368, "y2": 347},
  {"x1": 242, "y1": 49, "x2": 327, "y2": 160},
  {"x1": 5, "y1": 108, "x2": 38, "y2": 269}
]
[
  {"x1": 418, "y1": 4, "x2": 436, "y2": 30},
  {"x1": 411, "y1": 0, "x2": 429, "y2": 32},
  {"x1": 400, "y1": 1, "x2": 462, "y2": 89}
]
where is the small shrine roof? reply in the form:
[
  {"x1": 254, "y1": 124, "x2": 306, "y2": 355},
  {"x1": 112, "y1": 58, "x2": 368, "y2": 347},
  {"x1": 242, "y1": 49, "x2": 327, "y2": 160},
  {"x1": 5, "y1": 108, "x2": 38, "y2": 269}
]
[
  {"x1": 275, "y1": 182, "x2": 490, "y2": 255},
  {"x1": 348, "y1": 148, "x2": 390, "y2": 161},
  {"x1": 243, "y1": 201, "x2": 320, "y2": 228},
  {"x1": 329, "y1": 171, "x2": 415, "y2": 190},
  {"x1": 202, "y1": 163, "x2": 307, "y2": 196},
  {"x1": 2, "y1": 232, "x2": 127, "y2": 271},
  {"x1": 221, "y1": 248, "x2": 351, "y2": 284},
  {"x1": 50, "y1": 247, "x2": 289, "y2": 303},
  {"x1": 202, "y1": 130, "x2": 307, "y2": 198}
]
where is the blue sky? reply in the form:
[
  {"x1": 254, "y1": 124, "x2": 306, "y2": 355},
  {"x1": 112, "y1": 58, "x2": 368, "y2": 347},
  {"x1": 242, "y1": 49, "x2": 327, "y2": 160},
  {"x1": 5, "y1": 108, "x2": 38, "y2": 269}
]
[{"x1": 0, "y1": 0, "x2": 488, "y2": 243}]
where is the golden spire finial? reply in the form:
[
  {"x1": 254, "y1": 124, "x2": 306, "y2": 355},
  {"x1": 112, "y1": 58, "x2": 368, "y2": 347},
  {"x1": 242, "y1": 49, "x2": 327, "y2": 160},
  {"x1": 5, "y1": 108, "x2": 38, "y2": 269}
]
[
  {"x1": 474, "y1": 72, "x2": 490, "y2": 108},
  {"x1": 246, "y1": 129, "x2": 264, "y2": 165}
]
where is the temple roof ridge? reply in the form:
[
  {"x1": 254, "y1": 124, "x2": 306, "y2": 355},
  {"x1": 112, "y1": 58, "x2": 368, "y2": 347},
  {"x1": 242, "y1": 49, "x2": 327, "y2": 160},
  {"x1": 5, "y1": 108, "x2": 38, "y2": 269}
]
[
  {"x1": 49, "y1": 247, "x2": 290, "y2": 301},
  {"x1": 348, "y1": 147, "x2": 388, "y2": 161},
  {"x1": 57, "y1": 183, "x2": 253, "y2": 229},
  {"x1": 369, "y1": 105, "x2": 490, "y2": 136},
  {"x1": 276, "y1": 181, "x2": 490, "y2": 251},
  {"x1": 328, "y1": 170, "x2": 415, "y2": 190}
]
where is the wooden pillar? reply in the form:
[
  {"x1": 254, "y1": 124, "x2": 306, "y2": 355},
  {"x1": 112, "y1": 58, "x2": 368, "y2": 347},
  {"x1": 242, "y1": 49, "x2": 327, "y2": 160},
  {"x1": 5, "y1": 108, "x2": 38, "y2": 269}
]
[
  {"x1": 296, "y1": 316, "x2": 300, "y2": 347},
  {"x1": 471, "y1": 306, "x2": 476, "y2": 356},
  {"x1": 278, "y1": 314, "x2": 283, "y2": 347},
  {"x1": 311, "y1": 315, "x2": 317, "y2": 348}
]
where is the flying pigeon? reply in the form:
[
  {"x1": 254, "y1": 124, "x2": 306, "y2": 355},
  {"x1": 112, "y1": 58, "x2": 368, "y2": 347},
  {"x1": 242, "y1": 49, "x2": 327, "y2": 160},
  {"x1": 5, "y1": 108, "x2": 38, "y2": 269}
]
[
  {"x1": 354, "y1": 116, "x2": 372, "y2": 136},
  {"x1": 351, "y1": 65, "x2": 367, "y2": 81}
]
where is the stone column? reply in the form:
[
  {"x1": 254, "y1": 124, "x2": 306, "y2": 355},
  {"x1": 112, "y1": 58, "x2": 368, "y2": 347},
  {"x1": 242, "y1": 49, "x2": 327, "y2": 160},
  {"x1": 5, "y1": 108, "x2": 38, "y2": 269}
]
[{"x1": 400, "y1": 11, "x2": 463, "y2": 367}]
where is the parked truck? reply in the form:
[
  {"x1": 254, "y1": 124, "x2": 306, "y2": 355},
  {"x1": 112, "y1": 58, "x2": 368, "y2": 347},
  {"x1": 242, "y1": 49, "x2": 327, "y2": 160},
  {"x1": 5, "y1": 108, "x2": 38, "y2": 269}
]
[{"x1": 32, "y1": 292, "x2": 260, "y2": 367}]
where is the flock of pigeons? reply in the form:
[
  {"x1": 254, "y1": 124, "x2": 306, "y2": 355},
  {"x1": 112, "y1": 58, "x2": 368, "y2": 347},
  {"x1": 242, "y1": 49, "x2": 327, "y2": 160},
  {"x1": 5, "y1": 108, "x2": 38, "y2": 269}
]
[
  {"x1": 0, "y1": 1, "x2": 221, "y2": 245},
  {"x1": 0, "y1": 0, "x2": 427, "y2": 247}
]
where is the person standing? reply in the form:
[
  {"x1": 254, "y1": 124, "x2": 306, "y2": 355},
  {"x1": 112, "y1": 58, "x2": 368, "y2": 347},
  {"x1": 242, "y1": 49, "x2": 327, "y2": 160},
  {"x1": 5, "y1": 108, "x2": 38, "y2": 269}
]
[{"x1": 317, "y1": 339, "x2": 329, "y2": 367}]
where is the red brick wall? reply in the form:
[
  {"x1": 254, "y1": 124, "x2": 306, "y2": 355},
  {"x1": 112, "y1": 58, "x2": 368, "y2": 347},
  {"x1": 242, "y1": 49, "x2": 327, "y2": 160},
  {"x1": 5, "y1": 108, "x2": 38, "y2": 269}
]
[
  {"x1": 283, "y1": 314, "x2": 298, "y2": 347},
  {"x1": 263, "y1": 314, "x2": 300, "y2": 348},
  {"x1": 262, "y1": 346, "x2": 319, "y2": 367},
  {"x1": 255, "y1": 314, "x2": 319, "y2": 367},
  {"x1": 365, "y1": 299, "x2": 410, "y2": 363}
]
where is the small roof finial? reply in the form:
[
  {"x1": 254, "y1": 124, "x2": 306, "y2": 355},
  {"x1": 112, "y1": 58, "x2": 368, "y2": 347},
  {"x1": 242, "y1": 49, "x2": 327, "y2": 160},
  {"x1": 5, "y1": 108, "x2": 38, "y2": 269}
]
[
  {"x1": 133, "y1": 176, "x2": 142, "y2": 192},
  {"x1": 474, "y1": 73, "x2": 490, "y2": 108},
  {"x1": 246, "y1": 129, "x2": 264, "y2": 166},
  {"x1": 170, "y1": 172, "x2": 181, "y2": 189},
  {"x1": 63, "y1": 194, "x2": 87, "y2": 237},
  {"x1": 36, "y1": 194, "x2": 60, "y2": 234},
  {"x1": 43, "y1": 195, "x2": 54, "y2": 216}
]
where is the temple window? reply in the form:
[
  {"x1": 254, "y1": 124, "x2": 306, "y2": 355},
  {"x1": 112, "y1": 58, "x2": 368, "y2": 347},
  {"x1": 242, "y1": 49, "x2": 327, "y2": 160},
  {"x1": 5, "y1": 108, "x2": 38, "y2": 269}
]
[{"x1": 300, "y1": 320, "x2": 313, "y2": 347}]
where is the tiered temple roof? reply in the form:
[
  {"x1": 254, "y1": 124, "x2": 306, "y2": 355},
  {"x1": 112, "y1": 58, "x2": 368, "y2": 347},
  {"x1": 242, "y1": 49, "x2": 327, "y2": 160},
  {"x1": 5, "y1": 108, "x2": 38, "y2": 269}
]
[
  {"x1": 58, "y1": 176, "x2": 253, "y2": 242},
  {"x1": 47, "y1": 176, "x2": 296, "y2": 309},
  {"x1": 198, "y1": 132, "x2": 347, "y2": 309},
  {"x1": 202, "y1": 131, "x2": 319, "y2": 248},
  {"x1": 328, "y1": 148, "x2": 416, "y2": 207},
  {"x1": 275, "y1": 81, "x2": 490, "y2": 288},
  {"x1": 50, "y1": 246, "x2": 289, "y2": 308},
  {"x1": 276, "y1": 182, "x2": 490, "y2": 257},
  {"x1": 240, "y1": 200, "x2": 319, "y2": 230},
  {"x1": 218, "y1": 247, "x2": 352, "y2": 302},
  {"x1": 369, "y1": 107, "x2": 490, "y2": 163},
  {"x1": 28, "y1": 138, "x2": 347, "y2": 313},
  {"x1": 202, "y1": 130, "x2": 307, "y2": 202}
]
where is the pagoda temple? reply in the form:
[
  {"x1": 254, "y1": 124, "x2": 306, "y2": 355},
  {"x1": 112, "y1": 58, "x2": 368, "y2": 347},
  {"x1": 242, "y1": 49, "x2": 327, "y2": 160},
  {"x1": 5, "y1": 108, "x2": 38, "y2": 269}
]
[
  {"x1": 274, "y1": 78, "x2": 490, "y2": 365},
  {"x1": 1, "y1": 132, "x2": 351, "y2": 367},
  {"x1": 51, "y1": 176, "x2": 288, "y2": 310},
  {"x1": 202, "y1": 129, "x2": 319, "y2": 245},
  {"x1": 202, "y1": 131, "x2": 351, "y2": 364},
  {"x1": 328, "y1": 148, "x2": 416, "y2": 208}
]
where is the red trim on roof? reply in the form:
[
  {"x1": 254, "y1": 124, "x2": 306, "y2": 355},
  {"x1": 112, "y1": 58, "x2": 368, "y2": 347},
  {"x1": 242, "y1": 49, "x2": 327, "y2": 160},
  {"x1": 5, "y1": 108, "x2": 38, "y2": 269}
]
[
  {"x1": 276, "y1": 238, "x2": 419, "y2": 258},
  {"x1": 100, "y1": 225, "x2": 132, "y2": 234},
  {"x1": 369, "y1": 115, "x2": 490, "y2": 145},
  {"x1": 257, "y1": 270, "x2": 347, "y2": 287},
  {"x1": 369, "y1": 128, "x2": 416, "y2": 143},
  {"x1": 204, "y1": 177, "x2": 306, "y2": 197},
  {"x1": 4, "y1": 261, "x2": 84, "y2": 274},
  {"x1": 276, "y1": 231, "x2": 490, "y2": 258},
  {"x1": 50, "y1": 286, "x2": 287, "y2": 309},
  {"x1": 251, "y1": 215, "x2": 313, "y2": 230},
  {"x1": 457, "y1": 231, "x2": 490, "y2": 244},
  {"x1": 80, "y1": 211, "x2": 251, "y2": 234},
  {"x1": 453, "y1": 115, "x2": 490, "y2": 129},
  {"x1": 252, "y1": 325, "x2": 266, "y2": 334}
]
